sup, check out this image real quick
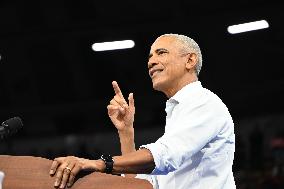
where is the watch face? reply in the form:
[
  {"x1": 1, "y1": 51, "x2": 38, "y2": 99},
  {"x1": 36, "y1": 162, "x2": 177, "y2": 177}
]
[{"x1": 101, "y1": 155, "x2": 113, "y2": 162}]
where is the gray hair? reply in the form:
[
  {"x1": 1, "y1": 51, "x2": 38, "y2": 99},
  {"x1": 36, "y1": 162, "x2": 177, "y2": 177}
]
[{"x1": 157, "y1": 34, "x2": 203, "y2": 76}]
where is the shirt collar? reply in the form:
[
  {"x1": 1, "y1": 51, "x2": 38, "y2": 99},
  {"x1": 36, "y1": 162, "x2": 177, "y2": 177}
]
[{"x1": 169, "y1": 81, "x2": 202, "y2": 104}]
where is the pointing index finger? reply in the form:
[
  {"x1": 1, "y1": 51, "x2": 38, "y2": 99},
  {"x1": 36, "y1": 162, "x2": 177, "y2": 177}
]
[{"x1": 112, "y1": 81, "x2": 124, "y2": 98}]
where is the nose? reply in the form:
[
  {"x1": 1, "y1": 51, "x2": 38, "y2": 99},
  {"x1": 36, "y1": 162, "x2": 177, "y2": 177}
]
[{"x1": 148, "y1": 59, "x2": 158, "y2": 69}]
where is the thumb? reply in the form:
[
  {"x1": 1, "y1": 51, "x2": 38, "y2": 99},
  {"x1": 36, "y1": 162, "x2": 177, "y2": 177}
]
[{"x1": 107, "y1": 105, "x2": 120, "y2": 117}]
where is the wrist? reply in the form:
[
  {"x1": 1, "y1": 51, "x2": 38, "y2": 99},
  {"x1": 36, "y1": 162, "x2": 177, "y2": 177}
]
[
  {"x1": 118, "y1": 127, "x2": 134, "y2": 137},
  {"x1": 119, "y1": 131, "x2": 134, "y2": 145},
  {"x1": 92, "y1": 159, "x2": 106, "y2": 172}
]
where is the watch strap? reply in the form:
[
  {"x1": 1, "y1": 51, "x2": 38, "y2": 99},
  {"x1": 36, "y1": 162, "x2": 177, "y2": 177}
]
[{"x1": 100, "y1": 154, "x2": 114, "y2": 174}]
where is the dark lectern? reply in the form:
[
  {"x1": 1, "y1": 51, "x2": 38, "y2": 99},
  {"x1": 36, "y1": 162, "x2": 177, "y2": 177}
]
[{"x1": 0, "y1": 155, "x2": 152, "y2": 189}]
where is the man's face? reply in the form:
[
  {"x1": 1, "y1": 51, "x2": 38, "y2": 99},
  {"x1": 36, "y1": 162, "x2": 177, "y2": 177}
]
[{"x1": 148, "y1": 36, "x2": 189, "y2": 95}]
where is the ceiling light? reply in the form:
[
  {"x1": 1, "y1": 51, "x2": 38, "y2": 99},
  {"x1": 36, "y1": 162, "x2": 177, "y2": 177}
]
[
  {"x1": 92, "y1": 40, "x2": 135, "y2": 51},
  {"x1": 227, "y1": 20, "x2": 269, "y2": 34}
]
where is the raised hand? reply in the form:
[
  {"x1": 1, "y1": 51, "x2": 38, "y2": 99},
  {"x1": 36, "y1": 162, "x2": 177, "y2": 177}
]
[{"x1": 107, "y1": 81, "x2": 135, "y2": 132}]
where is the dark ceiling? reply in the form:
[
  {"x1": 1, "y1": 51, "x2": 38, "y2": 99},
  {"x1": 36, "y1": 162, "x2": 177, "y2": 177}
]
[{"x1": 0, "y1": 0, "x2": 283, "y2": 137}]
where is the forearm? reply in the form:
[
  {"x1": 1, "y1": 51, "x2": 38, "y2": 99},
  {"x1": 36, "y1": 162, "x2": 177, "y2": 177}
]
[
  {"x1": 118, "y1": 127, "x2": 137, "y2": 178},
  {"x1": 113, "y1": 148, "x2": 155, "y2": 174},
  {"x1": 91, "y1": 148, "x2": 155, "y2": 175},
  {"x1": 118, "y1": 127, "x2": 136, "y2": 155}
]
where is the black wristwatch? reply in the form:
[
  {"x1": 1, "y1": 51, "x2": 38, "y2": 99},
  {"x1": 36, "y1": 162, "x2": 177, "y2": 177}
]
[{"x1": 100, "y1": 154, "x2": 114, "y2": 174}]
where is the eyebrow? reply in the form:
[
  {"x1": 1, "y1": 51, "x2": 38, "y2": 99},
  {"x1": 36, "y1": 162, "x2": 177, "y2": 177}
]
[{"x1": 148, "y1": 48, "x2": 169, "y2": 59}]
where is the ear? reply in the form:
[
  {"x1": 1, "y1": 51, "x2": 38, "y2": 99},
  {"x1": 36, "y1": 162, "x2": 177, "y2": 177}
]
[{"x1": 185, "y1": 53, "x2": 198, "y2": 71}]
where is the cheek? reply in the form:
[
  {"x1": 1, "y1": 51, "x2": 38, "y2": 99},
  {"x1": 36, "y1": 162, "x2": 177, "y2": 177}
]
[
  {"x1": 162, "y1": 58, "x2": 184, "y2": 77},
  {"x1": 167, "y1": 64, "x2": 184, "y2": 79},
  {"x1": 166, "y1": 63, "x2": 181, "y2": 75}
]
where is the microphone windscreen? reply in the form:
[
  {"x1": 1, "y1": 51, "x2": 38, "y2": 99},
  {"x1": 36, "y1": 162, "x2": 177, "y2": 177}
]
[{"x1": 2, "y1": 117, "x2": 23, "y2": 135}]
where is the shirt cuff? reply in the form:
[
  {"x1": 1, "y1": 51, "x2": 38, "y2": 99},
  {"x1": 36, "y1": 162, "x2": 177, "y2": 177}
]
[{"x1": 140, "y1": 142, "x2": 170, "y2": 175}]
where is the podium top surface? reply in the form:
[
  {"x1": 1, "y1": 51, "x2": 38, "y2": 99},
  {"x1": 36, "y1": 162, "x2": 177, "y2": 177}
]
[{"x1": 0, "y1": 155, "x2": 152, "y2": 189}]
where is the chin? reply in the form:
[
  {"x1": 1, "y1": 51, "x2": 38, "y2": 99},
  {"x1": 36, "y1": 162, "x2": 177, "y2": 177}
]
[{"x1": 152, "y1": 80, "x2": 166, "y2": 92}]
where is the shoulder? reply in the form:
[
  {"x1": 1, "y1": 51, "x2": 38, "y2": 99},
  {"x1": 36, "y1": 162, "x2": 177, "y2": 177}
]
[
  {"x1": 203, "y1": 88, "x2": 228, "y2": 109},
  {"x1": 180, "y1": 86, "x2": 228, "y2": 109},
  {"x1": 177, "y1": 86, "x2": 233, "y2": 123}
]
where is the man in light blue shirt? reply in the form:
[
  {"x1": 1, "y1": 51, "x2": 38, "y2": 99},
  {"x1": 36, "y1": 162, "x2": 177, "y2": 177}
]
[
  {"x1": 50, "y1": 34, "x2": 235, "y2": 189},
  {"x1": 136, "y1": 80, "x2": 235, "y2": 188}
]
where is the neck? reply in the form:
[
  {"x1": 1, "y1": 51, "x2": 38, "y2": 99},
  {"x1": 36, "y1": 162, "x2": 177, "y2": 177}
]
[{"x1": 164, "y1": 75, "x2": 198, "y2": 98}]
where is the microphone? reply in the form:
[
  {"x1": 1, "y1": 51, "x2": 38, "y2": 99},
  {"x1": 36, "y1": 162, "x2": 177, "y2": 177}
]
[{"x1": 0, "y1": 117, "x2": 23, "y2": 140}]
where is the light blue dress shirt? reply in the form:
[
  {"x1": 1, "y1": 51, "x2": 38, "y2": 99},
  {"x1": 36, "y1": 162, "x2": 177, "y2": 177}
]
[{"x1": 136, "y1": 81, "x2": 236, "y2": 189}]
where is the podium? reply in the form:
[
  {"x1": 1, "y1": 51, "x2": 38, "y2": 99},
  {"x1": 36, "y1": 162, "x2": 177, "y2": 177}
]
[{"x1": 0, "y1": 155, "x2": 152, "y2": 189}]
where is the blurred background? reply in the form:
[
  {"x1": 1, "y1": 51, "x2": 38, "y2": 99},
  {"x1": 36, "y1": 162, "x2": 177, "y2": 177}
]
[{"x1": 0, "y1": 0, "x2": 284, "y2": 188}]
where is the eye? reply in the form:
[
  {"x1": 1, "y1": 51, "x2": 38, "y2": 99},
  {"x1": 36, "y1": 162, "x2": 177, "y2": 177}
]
[{"x1": 157, "y1": 50, "x2": 167, "y2": 55}]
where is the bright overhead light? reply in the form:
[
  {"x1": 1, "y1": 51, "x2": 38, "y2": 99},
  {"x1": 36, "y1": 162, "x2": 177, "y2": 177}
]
[
  {"x1": 92, "y1": 40, "x2": 135, "y2": 51},
  {"x1": 227, "y1": 20, "x2": 269, "y2": 34}
]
